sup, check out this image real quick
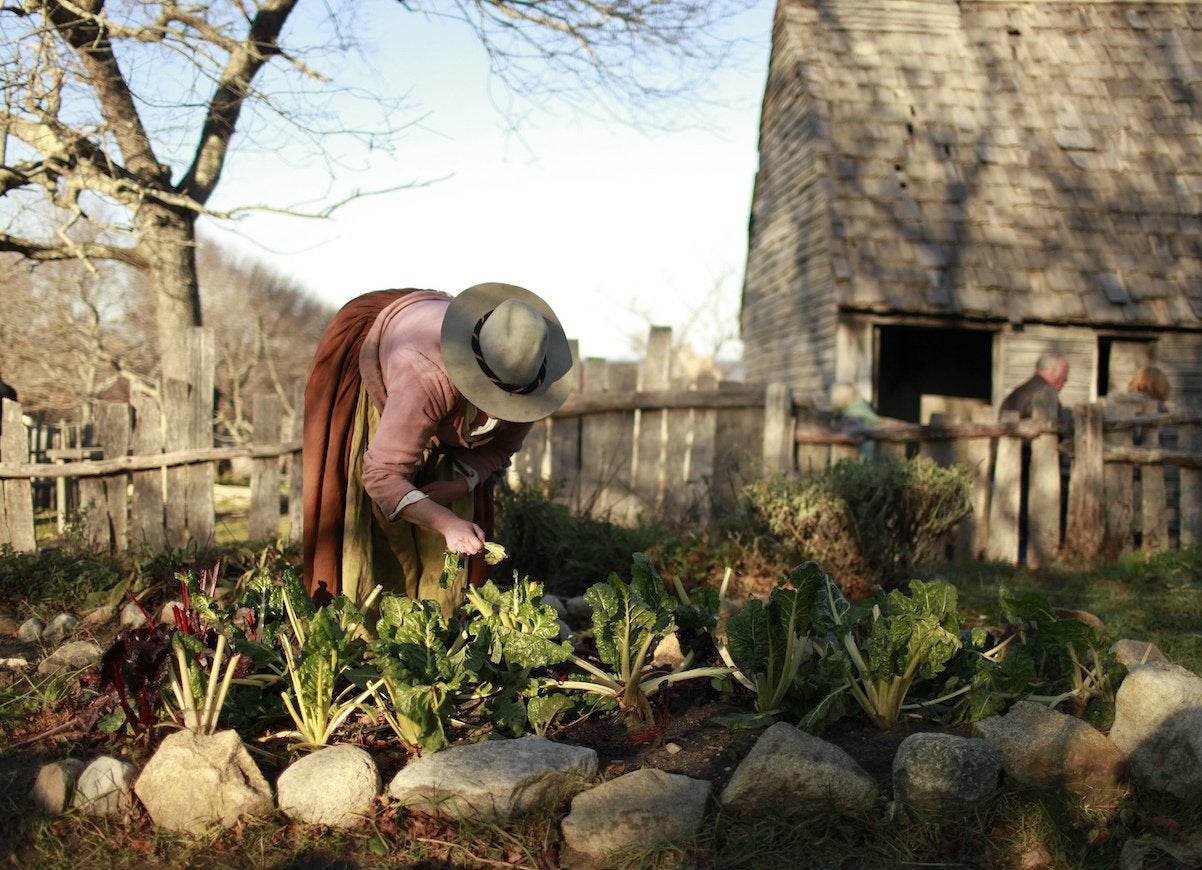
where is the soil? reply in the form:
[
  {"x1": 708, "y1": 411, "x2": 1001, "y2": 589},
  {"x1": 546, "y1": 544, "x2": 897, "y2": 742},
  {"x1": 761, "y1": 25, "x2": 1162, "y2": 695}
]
[{"x1": 542, "y1": 676, "x2": 949, "y2": 797}]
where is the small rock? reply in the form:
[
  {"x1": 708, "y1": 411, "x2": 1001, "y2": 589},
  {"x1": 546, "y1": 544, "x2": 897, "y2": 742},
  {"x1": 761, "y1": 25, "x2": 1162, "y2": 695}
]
[
  {"x1": 159, "y1": 600, "x2": 183, "y2": 625},
  {"x1": 83, "y1": 604, "x2": 116, "y2": 628},
  {"x1": 651, "y1": 633, "x2": 686, "y2": 669},
  {"x1": 892, "y1": 732, "x2": 1002, "y2": 812},
  {"x1": 31, "y1": 759, "x2": 87, "y2": 815},
  {"x1": 0, "y1": 655, "x2": 31, "y2": 671},
  {"x1": 41, "y1": 612, "x2": 79, "y2": 645},
  {"x1": 541, "y1": 593, "x2": 569, "y2": 620},
  {"x1": 17, "y1": 617, "x2": 45, "y2": 642},
  {"x1": 564, "y1": 596, "x2": 592, "y2": 623},
  {"x1": 73, "y1": 756, "x2": 137, "y2": 817},
  {"x1": 1109, "y1": 665, "x2": 1202, "y2": 797},
  {"x1": 37, "y1": 640, "x2": 103, "y2": 675},
  {"x1": 972, "y1": 701, "x2": 1126, "y2": 796},
  {"x1": 119, "y1": 601, "x2": 151, "y2": 630},
  {"x1": 665, "y1": 742, "x2": 683, "y2": 755},
  {"x1": 720, "y1": 722, "x2": 879, "y2": 815},
  {"x1": 388, "y1": 735, "x2": 597, "y2": 822},
  {"x1": 555, "y1": 619, "x2": 577, "y2": 647},
  {"x1": 0, "y1": 612, "x2": 20, "y2": 636}
]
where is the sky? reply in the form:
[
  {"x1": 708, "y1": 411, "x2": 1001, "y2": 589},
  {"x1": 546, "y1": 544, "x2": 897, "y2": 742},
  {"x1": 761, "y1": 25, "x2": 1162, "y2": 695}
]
[{"x1": 203, "y1": 2, "x2": 777, "y2": 363}]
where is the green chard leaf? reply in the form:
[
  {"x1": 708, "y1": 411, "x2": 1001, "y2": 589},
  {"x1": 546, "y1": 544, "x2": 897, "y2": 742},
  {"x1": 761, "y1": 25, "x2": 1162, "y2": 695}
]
[{"x1": 585, "y1": 555, "x2": 674, "y2": 678}]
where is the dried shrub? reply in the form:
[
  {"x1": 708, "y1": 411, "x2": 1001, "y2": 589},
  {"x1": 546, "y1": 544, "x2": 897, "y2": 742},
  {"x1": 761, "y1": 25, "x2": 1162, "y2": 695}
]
[{"x1": 743, "y1": 458, "x2": 972, "y2": 598}]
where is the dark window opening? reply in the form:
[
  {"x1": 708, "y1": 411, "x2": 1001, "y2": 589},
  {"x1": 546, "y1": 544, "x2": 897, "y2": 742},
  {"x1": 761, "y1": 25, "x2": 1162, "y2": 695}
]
[
  {"x1": 875, "y1": 325, "x2": 994, "y2": 423},
  {"x1": 1098, "y1": 336, "x2": 1155, "y2": 398}
]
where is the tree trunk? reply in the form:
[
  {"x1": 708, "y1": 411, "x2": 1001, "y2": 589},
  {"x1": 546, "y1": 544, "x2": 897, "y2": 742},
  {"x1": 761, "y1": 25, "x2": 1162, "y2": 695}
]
[{"x1": 140, "y1": 202, "x2": 203, "y2": 382}]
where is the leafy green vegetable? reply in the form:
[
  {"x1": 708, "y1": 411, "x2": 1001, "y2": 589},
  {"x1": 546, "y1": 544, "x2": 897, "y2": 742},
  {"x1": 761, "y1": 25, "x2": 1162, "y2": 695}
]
[
  {"x1": 802, "y1": 576, "x2": 962, "y2": 732},
  {"x1": 561, "y1": 554, "x2": 731, "y2": 727},
  {"x1": 463, "y1": 578, "x2": 573, "y2": 669},
  {"x1": 725, "y1": 561, "x2": 825, "y2": 716}
]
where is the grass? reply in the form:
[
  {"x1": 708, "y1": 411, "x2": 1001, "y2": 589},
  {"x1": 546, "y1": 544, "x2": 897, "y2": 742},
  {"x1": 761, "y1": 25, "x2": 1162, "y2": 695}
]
[{"x1": 939, "y1": 547, "x2": 1202, "y2": 675}]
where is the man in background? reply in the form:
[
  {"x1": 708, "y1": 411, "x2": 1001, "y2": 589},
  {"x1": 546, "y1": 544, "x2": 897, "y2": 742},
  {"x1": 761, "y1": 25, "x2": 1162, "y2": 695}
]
[{"x1": 999, "y1": 352, "x2": 1069, "y2": 420}]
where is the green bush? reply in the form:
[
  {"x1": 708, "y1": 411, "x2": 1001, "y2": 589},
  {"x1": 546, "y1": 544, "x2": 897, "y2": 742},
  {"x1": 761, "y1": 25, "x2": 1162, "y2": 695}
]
[{"x1": 743, "y1": 457, "x2": 972, "y2": 598}]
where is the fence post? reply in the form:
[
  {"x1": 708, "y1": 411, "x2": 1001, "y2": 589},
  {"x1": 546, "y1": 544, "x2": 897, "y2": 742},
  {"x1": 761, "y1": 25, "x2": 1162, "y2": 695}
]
[
  {"x1": 1139, "y1": 399, "x2": 1168, "y2": 551},
  {"x1": 288, "y1": 380, "x2": 304, "y2": 543},
  {"x1": 0, "y1": 399, "x2": 36, "y2": 551},
  {"x1": 633, "y1": 326, "x2": 672, "y2": 515},
  {"x1": 1103, "y1": 402, "x2": 1135, "y2": 559},
  {"x1": 130, "y1": 388, "x2": 167, "y2": 551},
  {"x1": 1065, "y1": 403, "x2": 1105, "y2": 562},
  {"x1": 186, "y1": 328, "x2": 216, "y2": 546},
  {"x1": 1181, "y1": 397, "x2": 1202, "y2": 546},
  {"x1": 986, "y1": 411, "x2": 1022, "y2": 563},
  {"x1": 1026, "y1": 405, "x2": 1060, "y2": 568},
  {"x1": 762, "y1": 382, "x2": 794, "y2": 476},
  {"x1": 953, "y1": 406, "x2": 994, "y2": 560},
  {"x1": 250, "y1": 394, "x2": 283, "y2": 542}
]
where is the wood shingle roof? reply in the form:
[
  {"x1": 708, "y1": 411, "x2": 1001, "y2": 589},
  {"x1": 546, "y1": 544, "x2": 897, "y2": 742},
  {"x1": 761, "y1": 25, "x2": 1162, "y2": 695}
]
[{"x1": 767, "y1": 0, "x2": 1202, "y2": 329}]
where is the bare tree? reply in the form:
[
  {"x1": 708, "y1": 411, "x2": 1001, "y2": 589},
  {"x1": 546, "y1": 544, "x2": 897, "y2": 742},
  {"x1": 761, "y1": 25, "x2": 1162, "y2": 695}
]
[
  {"x1": 0, "y1": 251, "x2": 156, "y2": 420},
  {"x1": 0, "y1": 1, "x2": 757, "y2": 380}
]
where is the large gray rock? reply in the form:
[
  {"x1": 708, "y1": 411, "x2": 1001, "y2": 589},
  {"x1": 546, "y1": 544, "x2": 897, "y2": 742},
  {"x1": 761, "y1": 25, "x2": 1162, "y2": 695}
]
[
  {"x1": 561, "y1": 768, "x2": 710, "y2": 861},
  {"x1": 73, "y1": 756, "x2": 137, "y2": 816},
  {"x1": 972, "y1": 701, "x2": 1126, "y2": 796},
  {"x1": 1109, "y1": 665, "x2": 1202, "y2": 797},
  {"x1": 892, "y1": 732, "x2": 1002, "y2": 812},
  {"x1": 277, "y1": 744, "x2": 380, "y2": 828},
  {"x1": 134, "y1": 730, "x2": 273, "y2": 833},
  {"x1": 30, "y1": 758, "x2": 86, "y2": 815},
  {"x1": 719, "y1": 722, "x2": 879, "y2": 815},
  {"x1": 37, "y1": 640, "x2": 103, "y2": 675},
  {"x1": 387, "y1": 735, "x2": 597, "y2": 822}
]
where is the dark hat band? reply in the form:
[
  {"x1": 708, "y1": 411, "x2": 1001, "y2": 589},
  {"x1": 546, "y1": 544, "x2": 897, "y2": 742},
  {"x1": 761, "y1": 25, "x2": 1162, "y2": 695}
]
[{"x1": 471, "y1": 311, "x2": 547, "y2": 396}]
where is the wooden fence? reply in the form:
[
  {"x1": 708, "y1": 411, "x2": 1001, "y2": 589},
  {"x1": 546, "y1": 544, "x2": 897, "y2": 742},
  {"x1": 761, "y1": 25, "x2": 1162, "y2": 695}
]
[{"x1": 1, "y1": 327, "x2": 1200, "y2": 567}]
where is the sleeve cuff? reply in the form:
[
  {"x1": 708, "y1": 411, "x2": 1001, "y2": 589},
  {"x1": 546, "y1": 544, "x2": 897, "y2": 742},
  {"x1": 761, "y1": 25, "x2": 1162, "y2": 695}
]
[{"x1": 389, "y1": 490, "x2": 429, "y2": 521}]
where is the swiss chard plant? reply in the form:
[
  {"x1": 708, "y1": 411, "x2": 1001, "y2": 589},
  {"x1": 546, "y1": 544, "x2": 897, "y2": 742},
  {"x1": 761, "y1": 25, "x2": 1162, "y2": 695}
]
[
  {"x1": 560, "y1": 554, "x2": 731, "y2": 727},
  {"x1": 273, "y1": 580, "x2": 384, "y2": 750},
  {"x1": 722, "y1": 561, "x2": 827, "y2": 723},
  {"x1": 996, "y1": 587, "x2": 1127, "y2": 716},
  {"x1": 362, "y1": 594, "x2": 479, "y2": 752},
  {"x1": 801, "y1": 575, "x2": 963, "y2": 732}
]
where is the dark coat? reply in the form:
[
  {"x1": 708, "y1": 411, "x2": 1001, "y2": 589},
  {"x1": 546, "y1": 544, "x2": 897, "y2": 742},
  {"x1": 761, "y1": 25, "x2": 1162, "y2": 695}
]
[{"x1": 999, "y1": 374, "x2": 1059, "y2": 420}]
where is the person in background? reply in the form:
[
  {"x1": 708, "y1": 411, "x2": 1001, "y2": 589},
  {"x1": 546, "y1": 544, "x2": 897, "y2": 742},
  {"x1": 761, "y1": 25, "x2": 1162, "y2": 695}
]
[
  {"x1": 302, "y1": 283, "x2": 574, "y2": 613},
  {"x1": 1122, "y1": 365, "x2": 1171, "y2": 407},
  {"x1": 830, "y1": 382, "x2": 882, "y2": 459},
  {"x1": 999, "y1": 352, "x2": 1069, "y2": 421}
]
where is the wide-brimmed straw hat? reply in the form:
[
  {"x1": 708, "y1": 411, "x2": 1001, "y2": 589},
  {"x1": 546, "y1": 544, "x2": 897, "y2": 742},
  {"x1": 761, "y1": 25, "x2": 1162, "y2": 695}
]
[{"x1": 440, "y1": 283, "x2": 575, "y2": 423}]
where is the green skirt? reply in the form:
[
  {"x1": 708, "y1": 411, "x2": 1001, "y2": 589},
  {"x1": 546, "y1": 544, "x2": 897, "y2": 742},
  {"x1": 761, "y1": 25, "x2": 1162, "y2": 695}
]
[{"x1": 341, "y1": 387, "x2": 472, "y2": 615}]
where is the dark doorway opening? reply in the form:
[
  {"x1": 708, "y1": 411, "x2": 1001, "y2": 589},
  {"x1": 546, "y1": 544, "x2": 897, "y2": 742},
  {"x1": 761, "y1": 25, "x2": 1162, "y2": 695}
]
[{"x1": 875, "y1": 325, "x2": 994, "y2": 422}]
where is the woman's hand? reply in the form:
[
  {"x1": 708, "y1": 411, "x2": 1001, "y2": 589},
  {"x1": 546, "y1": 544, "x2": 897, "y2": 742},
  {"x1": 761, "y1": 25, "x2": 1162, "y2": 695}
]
[
  {"x1": 440, "y1": 517, "x2": 485, "y2": 555},
  {"x1": 398, "y1": 487, "x2": 483, "y2": 554},
  {"x1": 422, "y1": 477, "x2": 470, "y2": 507}
]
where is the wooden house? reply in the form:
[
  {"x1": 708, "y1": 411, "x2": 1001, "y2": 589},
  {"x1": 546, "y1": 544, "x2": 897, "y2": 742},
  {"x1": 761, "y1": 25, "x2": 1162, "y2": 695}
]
[{"x1": 741, "y1": 0, "x2": 1202, "y2": 421}]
